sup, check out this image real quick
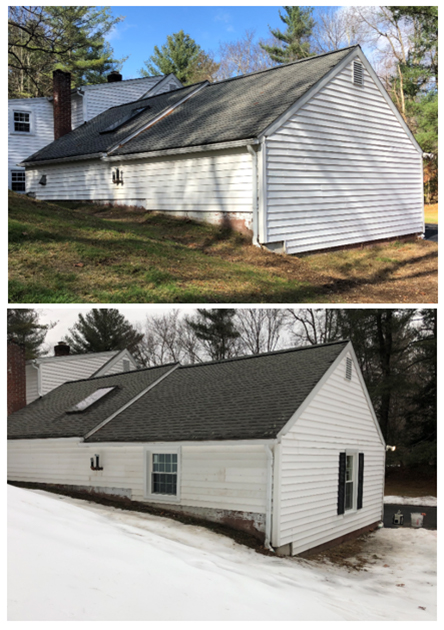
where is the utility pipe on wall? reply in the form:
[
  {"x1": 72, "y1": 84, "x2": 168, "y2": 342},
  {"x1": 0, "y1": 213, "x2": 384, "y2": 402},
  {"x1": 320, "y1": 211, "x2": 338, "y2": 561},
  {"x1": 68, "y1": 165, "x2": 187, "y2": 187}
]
[
  {"x1": 264, "y1": 444, "x2": 274, "y2": 551},
  {"x1": 247, "y1": 144, "x2": 260, "y2": 247}
]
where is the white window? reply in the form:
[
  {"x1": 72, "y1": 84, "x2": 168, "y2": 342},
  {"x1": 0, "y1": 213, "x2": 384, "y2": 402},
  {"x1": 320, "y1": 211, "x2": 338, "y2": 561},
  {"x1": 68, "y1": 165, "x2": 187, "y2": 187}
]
[
  {"x1": 345, "y1": 453, "x2": 355, "y2": 510},
  {"x1": 13, "y1": 110, "x2": 31, "y2": 133},
  {"x1": 11, "y1": 170, "x2": 26, "y2": 192},
  {"x1": 145, "y1": 448, "x2": 180, "y2": 501}
]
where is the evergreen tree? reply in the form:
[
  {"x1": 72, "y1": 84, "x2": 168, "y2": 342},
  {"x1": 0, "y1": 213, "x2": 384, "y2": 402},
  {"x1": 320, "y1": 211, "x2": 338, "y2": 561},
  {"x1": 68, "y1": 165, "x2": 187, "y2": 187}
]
[
  {"x1": 186, "y1": 309, "x2": 240, "y2": 361},
  {"x1": 140, "y1": 30, "x2": 204, "y2": 84},
  {"x1": 7, "y1": 309, "x2": 52, "y2": 359},
  {"x1": 8, "y1": 6, "x2": 125, "y2": 98},
  {"x1": 260, "y1": 6, "x2": 315, "y2": 64},
  {"x1": 64, "y1": 309, "x2": 143, "y2": 355}
]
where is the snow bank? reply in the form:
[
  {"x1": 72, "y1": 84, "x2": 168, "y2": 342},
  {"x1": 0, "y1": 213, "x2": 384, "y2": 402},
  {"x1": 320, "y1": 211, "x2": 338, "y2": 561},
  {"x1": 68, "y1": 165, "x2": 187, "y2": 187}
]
[
  {"x1": 8, "y1": 486, "x2": 436, "y2": 621},
  {"x1": 384, "y1": 495, "x2": 437, "y2": 507}
]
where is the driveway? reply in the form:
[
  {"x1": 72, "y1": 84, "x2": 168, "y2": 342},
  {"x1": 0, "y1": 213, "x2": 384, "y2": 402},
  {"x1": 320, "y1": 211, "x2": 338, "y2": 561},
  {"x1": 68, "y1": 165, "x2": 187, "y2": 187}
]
[
  {"x1": 384, "y1": 504, "x2": 437, "y2": 530},
  {"x1": 424, "y1": 223, "x2": 438, "y2": 242}
]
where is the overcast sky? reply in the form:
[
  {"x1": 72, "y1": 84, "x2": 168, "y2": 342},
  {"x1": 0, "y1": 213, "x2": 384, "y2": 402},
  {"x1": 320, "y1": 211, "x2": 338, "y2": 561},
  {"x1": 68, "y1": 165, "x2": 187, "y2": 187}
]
[{"x1": 37, "y1": 307, "x2": 197, "y2": 354}]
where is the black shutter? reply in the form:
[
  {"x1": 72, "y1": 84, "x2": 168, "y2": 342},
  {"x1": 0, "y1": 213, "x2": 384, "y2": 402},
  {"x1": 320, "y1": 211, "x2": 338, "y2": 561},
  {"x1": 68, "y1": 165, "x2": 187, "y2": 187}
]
[
  {"x1": 337, "y1": 452, "x2": 346, "y2": 515},
  {"x1": 357, "y1": 452, "x2": 364, "y2": 509}
]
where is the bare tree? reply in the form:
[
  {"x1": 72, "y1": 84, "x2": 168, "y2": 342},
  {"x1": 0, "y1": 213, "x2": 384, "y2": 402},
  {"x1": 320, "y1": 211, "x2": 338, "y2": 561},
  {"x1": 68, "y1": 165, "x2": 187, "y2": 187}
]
[
  {"x1": 140, "y1": 310, "x2": 201, "y2": 367},
  {"x1": 287, "y1": 309, "x2": 342, "y2": 346},
  {"x1": 216, "y1": 30, "x2": 277, "y2": 80},
  {"x1": 235, "y1": 309, "x2": 288, "y2": 355},
  {"x1": 311, "y1": 7, "x2": 361, "y2": 54}
]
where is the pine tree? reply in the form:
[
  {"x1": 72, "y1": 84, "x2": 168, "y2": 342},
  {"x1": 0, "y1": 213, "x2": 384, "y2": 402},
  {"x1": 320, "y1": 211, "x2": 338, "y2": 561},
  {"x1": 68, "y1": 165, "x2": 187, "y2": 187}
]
[
  {"x1": 7, "y1": 309, "x2": 52, "y2": 359},
  {"x1": 260, "y1": 6, "x2": 315, "y2": 64},
  {"x1": 140, "y1": 30, "x2": 204, "y2": 84},
  {"x1": 186, "y1": 309, "x2": 240, "y2": 361},
  {"x1": 64, "y1": 309, "x2": 143, "y2": 355}
]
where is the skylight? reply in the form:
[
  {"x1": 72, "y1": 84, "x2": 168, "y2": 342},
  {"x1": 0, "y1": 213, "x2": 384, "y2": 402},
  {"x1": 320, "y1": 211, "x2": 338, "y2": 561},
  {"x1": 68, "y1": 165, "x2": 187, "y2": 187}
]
[
  {"x1": 99, "y1": 106, "x2": 150, "y2": 134},
  {"x1": 67, "y1": 387, "x2": 115, "y2": 413}
]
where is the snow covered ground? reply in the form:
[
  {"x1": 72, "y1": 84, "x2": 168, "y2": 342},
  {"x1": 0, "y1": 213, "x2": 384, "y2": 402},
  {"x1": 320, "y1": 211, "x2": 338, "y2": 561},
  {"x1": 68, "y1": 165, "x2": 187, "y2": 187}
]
[
  {"x1": 384, "y1": 495, "x2": 437, "y2": 507},
  {"x1": 8, "y1": 485, "x2": 436, "y2": 621}
]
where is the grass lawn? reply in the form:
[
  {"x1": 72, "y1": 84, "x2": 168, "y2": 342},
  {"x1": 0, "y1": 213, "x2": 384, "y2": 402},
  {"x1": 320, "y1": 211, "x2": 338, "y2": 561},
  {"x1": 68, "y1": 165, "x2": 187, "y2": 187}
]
[
  {"x1": 424, "y1": 203, "x2": 438, "y2": 224},
  {"x1": 8, "y1": 192, "x2": 438, "y2": 304}
]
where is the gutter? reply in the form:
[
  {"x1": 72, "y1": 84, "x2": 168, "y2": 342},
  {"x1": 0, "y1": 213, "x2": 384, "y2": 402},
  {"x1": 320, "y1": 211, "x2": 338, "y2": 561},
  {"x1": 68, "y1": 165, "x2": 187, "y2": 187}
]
[
  {"x1": 264, "y1": 444, "x2": 274, "y2": 551},
  {"x1": 246, "y1": 144, "x2": 260, "y2": 247},
  {"x1": 102, "y1": 138, "x2": 260, "y2": 162}
]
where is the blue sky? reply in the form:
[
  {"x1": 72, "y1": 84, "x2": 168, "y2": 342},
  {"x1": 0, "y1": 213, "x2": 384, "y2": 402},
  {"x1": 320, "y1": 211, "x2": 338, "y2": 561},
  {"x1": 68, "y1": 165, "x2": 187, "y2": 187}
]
[{"x1": 106, "y1": 5, "x2": 336, "y2": 78}]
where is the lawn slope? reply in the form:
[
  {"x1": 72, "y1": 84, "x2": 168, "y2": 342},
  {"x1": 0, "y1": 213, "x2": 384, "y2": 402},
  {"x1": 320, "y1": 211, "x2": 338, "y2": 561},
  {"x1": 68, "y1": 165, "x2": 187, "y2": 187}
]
[{"x1": 8, "y1": 192, "x2": 437, "y2": 304}]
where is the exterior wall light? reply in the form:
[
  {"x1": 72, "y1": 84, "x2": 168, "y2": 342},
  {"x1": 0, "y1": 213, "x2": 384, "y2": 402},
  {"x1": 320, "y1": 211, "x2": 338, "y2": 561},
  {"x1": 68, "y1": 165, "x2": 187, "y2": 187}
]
[
  {"x1": 90, "y1": 454, "x2": 103, "y2": 470},
  {"x1": 112, "y1": 168, "x2": 123, "y2": 185},
  {"x1": 39, "y1": 175, "x2": 47, "y2": 186}
]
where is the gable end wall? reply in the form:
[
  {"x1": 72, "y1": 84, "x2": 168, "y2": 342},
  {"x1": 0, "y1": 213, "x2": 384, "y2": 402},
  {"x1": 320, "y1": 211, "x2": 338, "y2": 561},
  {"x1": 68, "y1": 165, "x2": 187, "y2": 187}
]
[
  {"x1": 265, "y1": 57, "x2": 424, "y2": 253},
  {"x1": 275, "y1": 352, "x2": 385, "y2": 554}
]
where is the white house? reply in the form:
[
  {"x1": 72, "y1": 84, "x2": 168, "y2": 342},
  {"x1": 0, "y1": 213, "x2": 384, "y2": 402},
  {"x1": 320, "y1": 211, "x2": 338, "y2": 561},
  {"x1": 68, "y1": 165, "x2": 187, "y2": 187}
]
[
  {"x1": 8, "y1": 341, "x2": 386, "y2": 556},
  {"x1": 25, "y1": 342, "x2": 139, "y2": 404},
  {"x1": 8, "y1": 71, "x2": 182, "y2": 192},
  {"x1": 21, "y1": 46, "x2": 424, "y2": 255}
]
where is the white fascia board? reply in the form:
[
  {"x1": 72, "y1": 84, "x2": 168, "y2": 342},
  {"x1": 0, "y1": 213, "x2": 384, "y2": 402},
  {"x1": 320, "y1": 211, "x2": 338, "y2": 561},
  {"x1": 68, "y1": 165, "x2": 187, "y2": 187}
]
[
  {"x1": 78, "y1": 438, "x2": 278, "y2": 448},
  {"x1": 276, "y1": 341, "x2": 385, "y2": 447},
  {"x1": 8, "y1": 436, "x2": 83, "y2": 444},
  {"x1": 259, "y1": 48, "x2": 358, "y2": 139},
  {"x1": 83, "y1": 364, "x2": 180, "y2": 440},
  {"x1": 102, "y1": 138, "x2": 259, "y2": 162},
  {"x1": 106, "y1": 82, "x2": 209, "y2": 156}
]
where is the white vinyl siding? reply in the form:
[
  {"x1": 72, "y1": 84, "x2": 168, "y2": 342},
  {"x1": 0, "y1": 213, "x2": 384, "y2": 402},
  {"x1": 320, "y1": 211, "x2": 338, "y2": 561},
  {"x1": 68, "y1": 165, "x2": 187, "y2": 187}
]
[
  {"x1": 8, "y1": 97, "x2": 54, "y2": 190},
  {"x1": 275, "y1": 352, "x2": 385, "y2": 555},
  {"x1": 265, "y1": 57, "x2": 424, "y2": 254},
  {"x1": 25, "y1": 148, "x2": 254, "y2": 223},
  {"x1": 7, "y1": 441, "x2": 268, "y2": 514},
  {"x1": 84, "y1": 77, "x2": 163, "y2": 121},
  {"x1": 25, "y1": 364, "x2": 39, "y2": 405}
]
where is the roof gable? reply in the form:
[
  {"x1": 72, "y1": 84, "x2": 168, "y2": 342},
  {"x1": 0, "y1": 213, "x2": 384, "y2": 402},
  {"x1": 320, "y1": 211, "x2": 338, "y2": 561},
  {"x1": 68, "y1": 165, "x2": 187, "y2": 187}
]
[{"x1": 24, "y1": 47, "x2": 356, "y2": 164}]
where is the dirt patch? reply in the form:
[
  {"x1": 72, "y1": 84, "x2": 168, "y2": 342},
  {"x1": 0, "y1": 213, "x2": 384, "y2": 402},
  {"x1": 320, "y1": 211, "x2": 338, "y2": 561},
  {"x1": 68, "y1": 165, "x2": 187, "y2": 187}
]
[
  {"x1": 385, "y1": 467, "x2": 437, "y2": 497},
  {"x1": 302, "y1": 532, "x2": 379, "y2": 571}
]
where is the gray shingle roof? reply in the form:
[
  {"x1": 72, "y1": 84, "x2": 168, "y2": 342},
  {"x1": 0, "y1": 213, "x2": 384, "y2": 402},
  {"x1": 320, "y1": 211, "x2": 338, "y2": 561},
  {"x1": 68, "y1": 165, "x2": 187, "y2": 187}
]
[
  {"x1": 24, "y1": 47, "x2": 356, "y2": 164},
  {"x1": 7, "y1": 364, "x2": 176, "y2": 440},
  {"x1": 8, "y1": 341, "x2": 349, "y2": 442},
  {"x1": 86, "y1": 341, "x2": 348, "y2": 443}
]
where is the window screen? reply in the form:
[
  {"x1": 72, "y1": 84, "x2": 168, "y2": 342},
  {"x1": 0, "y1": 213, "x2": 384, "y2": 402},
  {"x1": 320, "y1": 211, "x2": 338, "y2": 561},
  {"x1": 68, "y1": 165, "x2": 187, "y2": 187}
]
[
  {"x1": 14, "y1": 111, "x2": 30, "y2": 132},
  {"x1": 152, "y1": 453, "x2": 178, "y2": 495},
  {"x1": 11, "y1": 171, "x2": 26, "y2": 192}
]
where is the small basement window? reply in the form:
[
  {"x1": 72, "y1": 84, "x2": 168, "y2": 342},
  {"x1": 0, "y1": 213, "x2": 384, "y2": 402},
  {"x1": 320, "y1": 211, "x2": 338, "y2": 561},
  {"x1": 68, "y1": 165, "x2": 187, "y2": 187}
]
[
  {"x1": 353, "y1": 60, "x2": 364, "y2": 86},
  {"x1": 14, "y1": 110, "x2": 31, "y2": 133},
  {"x1": 11, "y1": 170, "x2": 26, "y2": 192},
  {"x1": 67, "y1": 387, "x2": 115, "y2": 413}
]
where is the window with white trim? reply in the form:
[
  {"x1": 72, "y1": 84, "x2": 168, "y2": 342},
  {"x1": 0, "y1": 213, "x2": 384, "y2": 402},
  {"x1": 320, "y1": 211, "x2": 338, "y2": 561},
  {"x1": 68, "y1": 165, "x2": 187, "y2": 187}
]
[
  {"x1": 13, "y1": 110, "x2": 31, "y2": 133},
  {"x1": 152, "y1": 453, "x2": 178, "y2": 495},
  {"x1": 345, "y1": 454, "x2": 355, "y2": 510},
  {"x1": 11, "y1": 170, "x2": 26, "y2": 192}
]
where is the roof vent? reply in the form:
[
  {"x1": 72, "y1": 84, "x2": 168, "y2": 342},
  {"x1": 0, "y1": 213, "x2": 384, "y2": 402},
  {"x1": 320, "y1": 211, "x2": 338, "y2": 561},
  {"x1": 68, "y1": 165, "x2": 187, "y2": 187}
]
[
  {"x1": 345, "y1": 357, "x2": 353, "y2": 380},
  {"x1": 67, "y1": 387, "x2": 116, "y2": 413},
  {"x1": 353, "y1": 60, "x2": 364, "y2": 86}
]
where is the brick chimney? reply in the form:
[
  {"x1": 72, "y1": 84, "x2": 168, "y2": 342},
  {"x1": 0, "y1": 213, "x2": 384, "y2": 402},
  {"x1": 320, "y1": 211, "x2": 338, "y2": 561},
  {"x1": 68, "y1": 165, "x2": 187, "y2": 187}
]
[
  {"x1": 8, "y1": 341, "x2": 27, "y2": 415},
  {"x1": 54, "y1": 341, "x2": 70, "y2": 357},
  {"x1": 107, "y1": 71, "x2": 123, "y2": 83},
  {"x1": 53, "y1": 69, "x2": 72, "y2": 140}
]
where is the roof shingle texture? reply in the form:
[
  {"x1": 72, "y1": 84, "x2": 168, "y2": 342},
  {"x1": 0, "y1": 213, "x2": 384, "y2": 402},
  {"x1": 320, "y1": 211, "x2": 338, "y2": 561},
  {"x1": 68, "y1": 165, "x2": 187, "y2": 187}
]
[
  {"x1": 7, "y1": 364, "x2": 175, "y2": 440},
  {"x1": 25, "y1": 48, "x2": 355, "y2": 164},
  {"x1": 86, "y1": 342, "x2": 349, "y2": 443}
]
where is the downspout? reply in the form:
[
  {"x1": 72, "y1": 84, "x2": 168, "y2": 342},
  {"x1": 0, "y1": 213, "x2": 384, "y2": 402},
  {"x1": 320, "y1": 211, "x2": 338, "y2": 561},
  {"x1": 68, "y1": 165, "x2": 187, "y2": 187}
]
[
  {"x1": 264, "y1": 444, "x2": 275, "y2": 551},
  {"x1": 246, "y1": 144, "x2": 260, "y2": 247}
]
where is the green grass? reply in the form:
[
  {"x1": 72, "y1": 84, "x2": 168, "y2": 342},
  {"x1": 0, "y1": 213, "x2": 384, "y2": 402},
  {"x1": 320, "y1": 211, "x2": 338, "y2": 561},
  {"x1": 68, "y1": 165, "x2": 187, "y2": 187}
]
[{"x1": 8, "y1": 192, "x2": 437, "y2": 304}]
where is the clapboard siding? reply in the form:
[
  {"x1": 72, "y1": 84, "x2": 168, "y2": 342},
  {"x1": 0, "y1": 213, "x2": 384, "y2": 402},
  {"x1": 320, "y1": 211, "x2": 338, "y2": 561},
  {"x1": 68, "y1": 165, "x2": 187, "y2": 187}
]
[
  {"x1": 84, "y1": 77, "x2": 163, "y2": 121},
  {"x1": 7, "y1": 440, "x2": 268, "y2": 514},
  {"x1": 27, "y1": 149, "x2": 254, "y2": 218},
  {"x1": 265, "y1": 57, "x2": 423, "y2": 253},
  {"x1": 25, "y1": 365, "x2": 39, "y2": 405},
  {"x1": 275, "y1": 352, "x2": 385, "y2": 554},
  {"x1": 8, "y1": 97, "x2": 54, "y2": 186}
]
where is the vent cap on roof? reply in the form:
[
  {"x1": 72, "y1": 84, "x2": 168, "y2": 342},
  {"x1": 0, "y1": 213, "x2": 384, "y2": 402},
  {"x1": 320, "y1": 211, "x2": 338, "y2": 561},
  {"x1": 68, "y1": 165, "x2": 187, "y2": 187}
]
[
  {"x1": 353, "y1": 60, "x2": 364, "y2": 86},
  {"x1": 67, "y1": 387, "x2": 116, "y2": 413}
]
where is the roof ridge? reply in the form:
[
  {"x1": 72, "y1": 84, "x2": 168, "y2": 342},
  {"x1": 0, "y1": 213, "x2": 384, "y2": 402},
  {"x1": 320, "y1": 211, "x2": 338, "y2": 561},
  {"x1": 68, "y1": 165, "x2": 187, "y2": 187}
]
[
  {"x1": 179, "y1": 340, "x2": 350, "y2": 370},
  {"x1": 62, "y1": 362, "x2": 178, "y2": 385},
  {"x1": 104, "y1": 82, "x2": 206, "y2": 112},
  {"x1": 207, "y1": 45, "x2": 359, "y2": 88}
]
